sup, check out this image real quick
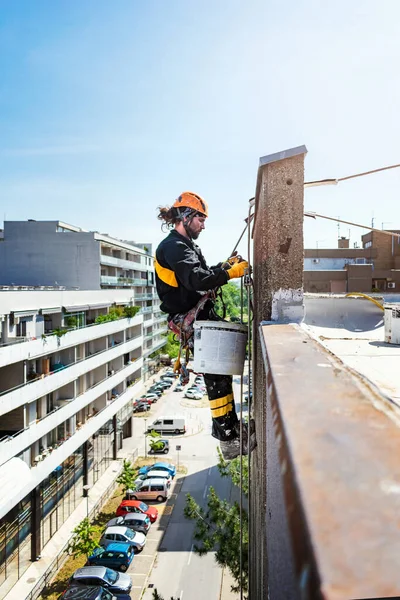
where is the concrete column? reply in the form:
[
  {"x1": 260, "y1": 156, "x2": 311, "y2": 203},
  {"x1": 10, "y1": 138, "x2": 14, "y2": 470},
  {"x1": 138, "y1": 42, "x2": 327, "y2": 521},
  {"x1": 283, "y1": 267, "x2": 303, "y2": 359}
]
[
  {"x1": 113, "y1": 414, "x2": 118, "y2": 460},
  {"x1": 251, "y1": 145, "x2": 307, "y2": 600},
  {"x1": 30, "y1": 485, "x2": 41, "y2": 561},
  {"x1": 253, "y1": 145, "x2": 307, "y2": 322},
  {"x1": 23, "y1": 360, "x2": 27, "y2": 384},
  {"x1": 82, "y1": 441, "x2": 89, "y2": 495}
]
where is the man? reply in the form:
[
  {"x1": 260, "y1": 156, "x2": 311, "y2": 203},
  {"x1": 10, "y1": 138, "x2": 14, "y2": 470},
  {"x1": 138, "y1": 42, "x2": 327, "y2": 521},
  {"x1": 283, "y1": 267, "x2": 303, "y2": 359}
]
[{"x1": 154, "y1": 191, "x2": 255, "y2": 460}]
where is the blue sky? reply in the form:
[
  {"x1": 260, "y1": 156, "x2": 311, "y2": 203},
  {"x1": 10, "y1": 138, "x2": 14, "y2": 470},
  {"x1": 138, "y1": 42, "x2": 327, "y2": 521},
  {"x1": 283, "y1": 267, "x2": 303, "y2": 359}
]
[{"x1": 1, "y1": 0, "x2": 400, "y2": 264}]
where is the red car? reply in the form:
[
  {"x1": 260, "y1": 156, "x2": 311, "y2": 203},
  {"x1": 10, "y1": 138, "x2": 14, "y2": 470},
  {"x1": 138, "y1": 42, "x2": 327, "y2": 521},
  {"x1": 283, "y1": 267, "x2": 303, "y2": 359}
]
[{"x1": 116, "y1": 500, "x2": 158, "y2": 523}]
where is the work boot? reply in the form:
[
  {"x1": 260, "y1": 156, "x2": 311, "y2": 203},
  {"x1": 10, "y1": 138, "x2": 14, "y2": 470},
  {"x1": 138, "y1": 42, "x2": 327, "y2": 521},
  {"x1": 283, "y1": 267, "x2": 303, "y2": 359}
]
[{"x1": 219, "y1": 419, "x2": 257, "y2": 460}]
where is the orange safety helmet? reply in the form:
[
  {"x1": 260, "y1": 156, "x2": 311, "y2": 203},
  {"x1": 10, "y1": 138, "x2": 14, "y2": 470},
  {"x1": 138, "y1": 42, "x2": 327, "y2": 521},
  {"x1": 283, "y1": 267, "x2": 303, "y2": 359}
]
[{"x1": 172, "y1": 191, "x2": 208, "y2": 218}]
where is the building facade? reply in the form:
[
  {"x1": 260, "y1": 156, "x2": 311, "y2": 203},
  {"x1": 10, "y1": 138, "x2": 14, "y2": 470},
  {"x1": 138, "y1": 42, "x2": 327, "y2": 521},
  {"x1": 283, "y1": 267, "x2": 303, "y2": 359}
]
[
  {"x1": 0, "y1": 292, "x2": 167, "y2": 593},
  {"x1": 304, "y1": 233, "x2": 400, "y2": 293}
]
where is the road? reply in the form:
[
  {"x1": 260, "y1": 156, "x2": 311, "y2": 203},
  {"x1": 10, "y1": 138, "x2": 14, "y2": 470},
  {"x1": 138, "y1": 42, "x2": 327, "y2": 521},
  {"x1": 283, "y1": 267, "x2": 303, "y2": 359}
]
[{"x1": 127, "y1": 370, "x2": 249, "y2": 600}]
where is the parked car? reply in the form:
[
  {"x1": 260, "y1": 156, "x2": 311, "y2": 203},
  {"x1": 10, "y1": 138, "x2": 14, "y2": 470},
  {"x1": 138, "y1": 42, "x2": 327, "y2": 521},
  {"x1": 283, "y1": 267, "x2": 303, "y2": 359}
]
[
  {"x1": 188, "y1": 385, "x2": 205, "y2": 394},
  {"x1": 147, "y1": 387, "x2": 163, "y2": 396},
  {"x1": 141, "y1": 393, "x2": 159, "y2": 403},
  {"x1": 164, "y1": 370, "x2": 179, "y2": 378},
  {"x1": 134, "y1": 469, "x2": 172, "y2": 486},
  {"x1": 184, "y1": 390, "x2": 203, "y2": 400},
  {"x1": 127, "y1": 478, "x2": 171, "y2": 503},
  {"x1": 100, "y1": 526, "x2": 146, "y2": 553},
  {"x1": 116, "y1": 500, "x2": 158, "y2": 522},
  {"x1": 133, "y1": 401, "x2": 151, "y2": 413},
  {"x1": 146, "y1": 417, "x2": 186, "y2": 434},
  {"x1": 62, "y1": 585, "x2": 120, "y2": 600},
  {"x1": 86, "y1": 544, "x2": 134, "y2": 572},
  {"x1": 149, "y1": 438, "x2": 170, "y2": 454},
  {"x1": 157, "y1": 378, "x2": 173, "y2": 387},
  {"x1": 174, "y1": 384, "x2": 184, "y2": 392},
  {"x1": 194, "y1": 376, "x2": 204, "y2": 384},
  {"x1": 154, "y1": 381, "x2": 170, "y2": 391},
  {"x1": 105, "y1": 513, "x2": 151, "y2": 535},
  {"x1": 69, "y1": 566, "x2": 132, "y2": 593},
  {"x1": 139, "y1": 462, "x2": 176, "y2": 478}
]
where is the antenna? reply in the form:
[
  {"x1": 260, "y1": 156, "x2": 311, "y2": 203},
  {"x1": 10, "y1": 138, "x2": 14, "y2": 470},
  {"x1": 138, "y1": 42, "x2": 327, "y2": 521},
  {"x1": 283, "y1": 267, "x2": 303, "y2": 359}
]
[{"x1": 337, "y1": 216, "x2": 340, "y2": 237}]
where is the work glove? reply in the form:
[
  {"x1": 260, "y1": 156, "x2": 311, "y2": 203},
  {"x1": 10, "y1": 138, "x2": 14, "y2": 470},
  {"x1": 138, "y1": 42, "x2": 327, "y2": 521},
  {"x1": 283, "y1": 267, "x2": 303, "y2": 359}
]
[{"x1": 225, "y1": 260, "x2": 249, "y2": 279}]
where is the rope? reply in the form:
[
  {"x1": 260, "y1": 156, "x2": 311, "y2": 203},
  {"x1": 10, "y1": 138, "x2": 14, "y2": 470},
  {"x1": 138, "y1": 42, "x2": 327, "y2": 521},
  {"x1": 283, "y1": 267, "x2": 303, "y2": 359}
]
[
  {"x1": 304, "y1": 211, "x2": 400, "y2": 239},
  {"x1": 304, "y1": 161, "x2": 400, "y2": 188}
]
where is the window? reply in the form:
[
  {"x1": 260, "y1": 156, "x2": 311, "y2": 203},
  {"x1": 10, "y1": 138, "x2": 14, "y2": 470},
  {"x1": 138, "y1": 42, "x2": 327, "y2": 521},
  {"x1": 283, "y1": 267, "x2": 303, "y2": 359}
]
[
  {"x1": 163, "y1": 419, "x2": 173, "y2": 425},
  {"x1": 364, "y1": 241, "x2": 372, "y2": 249},
  {"x1": 141, "y1": 486, "x2": 149, "y2": 492},
  {"x1": 116, "y1": 534, "x2": 124, "y2": 541},
  {"x1": 152, "y1": 484, "x2": 164, "y2": 491}
]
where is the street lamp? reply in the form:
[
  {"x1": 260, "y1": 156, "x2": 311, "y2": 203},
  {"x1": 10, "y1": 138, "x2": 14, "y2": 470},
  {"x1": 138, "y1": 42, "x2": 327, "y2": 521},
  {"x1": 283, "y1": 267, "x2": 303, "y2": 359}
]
[
  {"x1": 82, "y1": 484, "x2": 90, "y2": 521},
  {"x1": 144, "y1": 418, "x2": 148, "y2": 458}
]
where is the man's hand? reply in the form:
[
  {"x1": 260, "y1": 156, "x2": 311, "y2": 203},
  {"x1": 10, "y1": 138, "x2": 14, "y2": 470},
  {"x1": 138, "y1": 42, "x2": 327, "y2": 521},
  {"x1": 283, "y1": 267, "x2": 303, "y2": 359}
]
[{"x1": 226, "y1": 260, "x2": 249, "y2": 279}]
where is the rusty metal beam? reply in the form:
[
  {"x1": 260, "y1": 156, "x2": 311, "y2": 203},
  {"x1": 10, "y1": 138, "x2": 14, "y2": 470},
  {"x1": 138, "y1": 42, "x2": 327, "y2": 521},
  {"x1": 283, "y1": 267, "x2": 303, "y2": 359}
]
[{"x1": 259, "y1": 322, "x2": 400, "y2": 599}]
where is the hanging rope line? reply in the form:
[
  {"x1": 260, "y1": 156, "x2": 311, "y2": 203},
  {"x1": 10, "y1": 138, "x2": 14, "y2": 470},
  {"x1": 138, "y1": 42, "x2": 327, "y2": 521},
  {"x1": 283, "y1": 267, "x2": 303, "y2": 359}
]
[
  {"x1": 304, "y1": 162, "x2": 400, "y2": 188},
  {"x1": 304, "y1": 211, "x2": 400, "y2": 238}
]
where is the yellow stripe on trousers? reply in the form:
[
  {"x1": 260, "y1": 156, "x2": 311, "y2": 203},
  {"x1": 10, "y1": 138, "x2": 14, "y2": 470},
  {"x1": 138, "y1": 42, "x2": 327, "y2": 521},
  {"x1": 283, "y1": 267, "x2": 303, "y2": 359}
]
[
  {"x1": 211, "y1": 403, "x2": 233, "y2": 418},
  {"x1": 209, "y1": 394, "x2": 233, "y2": 409}
]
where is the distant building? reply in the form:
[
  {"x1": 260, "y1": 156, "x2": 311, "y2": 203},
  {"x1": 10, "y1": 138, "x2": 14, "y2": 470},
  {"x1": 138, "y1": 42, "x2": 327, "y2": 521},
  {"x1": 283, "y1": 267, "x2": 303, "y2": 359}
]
[
  {"x1": 304, "y1": 232, "x2": 400, "y2": 293},
  {"x1": 0, "y1": 220, "x2": 154, "y2": 290}
]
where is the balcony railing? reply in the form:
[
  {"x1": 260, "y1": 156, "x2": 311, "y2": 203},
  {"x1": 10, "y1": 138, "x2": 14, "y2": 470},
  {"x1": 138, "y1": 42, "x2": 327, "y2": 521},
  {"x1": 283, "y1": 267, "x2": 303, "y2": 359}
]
[
  {"x1": 100, "y1": 276, "x2": 146, "y2": 286},
  {"x1": 0, "y1": 335, "x2": 143, "y2": 415},
  {"x1": 0, "y1": 315, "x2": 143, "y2": 369},
  {"x1": 0, "y1": 358, "x2": 143, "y2": 465},
  {"x1": 100, "y1": 254, "x2": 146, "y2": 270},
  {"x1": 135, "y1": 294, "x2": 156, "y2": 301}
]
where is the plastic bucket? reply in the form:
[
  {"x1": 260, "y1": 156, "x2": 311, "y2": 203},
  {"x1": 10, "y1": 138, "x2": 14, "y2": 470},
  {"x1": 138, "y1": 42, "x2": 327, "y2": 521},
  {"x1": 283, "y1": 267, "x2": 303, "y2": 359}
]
[{"x1": 192, "y1": 320, "x2": 248, "y2": 375}]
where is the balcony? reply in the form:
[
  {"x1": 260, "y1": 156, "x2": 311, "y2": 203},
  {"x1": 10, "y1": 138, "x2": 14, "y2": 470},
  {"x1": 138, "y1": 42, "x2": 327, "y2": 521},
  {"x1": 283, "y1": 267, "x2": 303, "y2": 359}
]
[
  {"x1": 135, "y1": 294, "x2": 156, "y2": 301},
  {"x1": 0, "y1": 315, "x2": 143, "y2": 368},
  {"x1": 0, "y1": 377, "x2": 145, "y2": 520},
  {"x1": 100, "y1": 254, "x2": 146, "y2": 270},
  {"x1": 143, "y1": 338, "x2": 167, "y2": 356},
  {"x1": 140, "y1": 306, "x2": 153, "y2": 314},
  {"x1": 0, "y1": 335, "x2": 143, "y2": 417},
  {"x1": 0, "y1": 358, "x2": 143, "y2": 465},
  {"x1": 100, "y1": 276, "x2": 145, "y2": 287}
]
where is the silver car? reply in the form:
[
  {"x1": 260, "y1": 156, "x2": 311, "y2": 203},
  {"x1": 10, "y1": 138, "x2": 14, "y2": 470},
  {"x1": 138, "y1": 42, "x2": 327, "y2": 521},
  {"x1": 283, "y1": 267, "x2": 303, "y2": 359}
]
[
  {"x1": 100, "y1": 526, "x2": 146, "y2": 552},
  {"x1": 105, "y1": 513, "x2": 151, "y2": 535}
]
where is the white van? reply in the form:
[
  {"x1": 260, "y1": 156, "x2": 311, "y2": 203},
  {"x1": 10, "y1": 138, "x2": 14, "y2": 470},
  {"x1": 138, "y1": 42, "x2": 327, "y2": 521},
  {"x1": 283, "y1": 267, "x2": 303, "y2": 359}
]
[
  {"x1": 147, "y1": 417, "x2": 186, "y2": 435},
  {"x1": 127, "y1": 478, "x2": 171, "y2": 502}
]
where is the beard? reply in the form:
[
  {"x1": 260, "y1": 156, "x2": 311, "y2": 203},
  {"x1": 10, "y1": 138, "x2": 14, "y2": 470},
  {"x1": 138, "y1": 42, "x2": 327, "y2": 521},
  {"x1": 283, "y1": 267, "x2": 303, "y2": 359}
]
[{"x1": 186, "y1": 223, "x2": 201, "y2": 240}]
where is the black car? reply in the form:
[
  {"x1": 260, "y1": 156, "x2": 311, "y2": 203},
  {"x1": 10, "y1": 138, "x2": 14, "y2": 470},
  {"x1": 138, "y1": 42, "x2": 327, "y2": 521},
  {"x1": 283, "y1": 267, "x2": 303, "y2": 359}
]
[
  {"x1": 148, "y1": 387, "x2": 162, "y2": 396},
  {"x1": 133, "y1": 401, "x2": 151, "y2": 413},
  {"x1": 62, "y1": 585, "x2": 119, "y2": 599}
]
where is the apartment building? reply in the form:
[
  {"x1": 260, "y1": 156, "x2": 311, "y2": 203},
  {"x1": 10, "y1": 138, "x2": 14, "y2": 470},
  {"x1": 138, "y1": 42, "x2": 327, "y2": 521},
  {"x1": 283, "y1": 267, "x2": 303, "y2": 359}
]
[
  {"x1": 0, "y1": 253, "x2": 168, "y2": 596},
  {"x1": 0, "y1": 220, "x2": 167, "y2": 374},
  {"x1": 304, "y1": 232, "x2": 400, "y2": 293}
]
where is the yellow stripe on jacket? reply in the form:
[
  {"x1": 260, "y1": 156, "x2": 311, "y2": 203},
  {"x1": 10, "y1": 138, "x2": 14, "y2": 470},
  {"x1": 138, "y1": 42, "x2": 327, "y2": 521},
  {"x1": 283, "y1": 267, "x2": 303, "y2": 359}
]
[{"x1": 154, "y1": 259, "x2": 178, "y2": 288}]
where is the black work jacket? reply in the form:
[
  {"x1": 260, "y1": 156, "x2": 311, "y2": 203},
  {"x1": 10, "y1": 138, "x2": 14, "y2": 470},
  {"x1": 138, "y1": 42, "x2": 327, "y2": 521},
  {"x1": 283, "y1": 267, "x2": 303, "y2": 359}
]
[{"x1": 155, "y1": 229, "x2": 229, "y2": 316}]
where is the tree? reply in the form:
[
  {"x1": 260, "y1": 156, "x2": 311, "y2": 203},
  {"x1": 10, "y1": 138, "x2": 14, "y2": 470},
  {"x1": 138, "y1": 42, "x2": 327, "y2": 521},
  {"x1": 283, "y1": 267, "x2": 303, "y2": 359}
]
[
  {"x1": 163, "y1": 331, "x2": 180, "y2": 358},
  {"x1": 116, "y1": 459, "x2": 137, "y2": 494},
  {"x1": 147, "y1": 430, "x2": 165, "y2": 452},
  {"x1": 66, "y1": 518, "x2": 99, "y2": 559},
  {"x1": 214, "y1": 282, "x2": 249, "y2": 322},
  {"x1": 184, "y1": 450, "x2": 249, "y2": 594}
]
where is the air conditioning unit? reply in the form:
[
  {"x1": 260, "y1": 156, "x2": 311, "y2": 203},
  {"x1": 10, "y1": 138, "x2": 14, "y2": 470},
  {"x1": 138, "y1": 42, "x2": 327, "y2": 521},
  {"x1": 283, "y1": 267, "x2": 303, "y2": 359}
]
[
  {"x1": 312, "y1": 259, "x2": 320, "y2": 264},
  {"x1": 388, "y1": 282, "x2": 396, "y2": 289},
  {"x1": 385, "y1": 304, "x2": 400, "y2": 344}
]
